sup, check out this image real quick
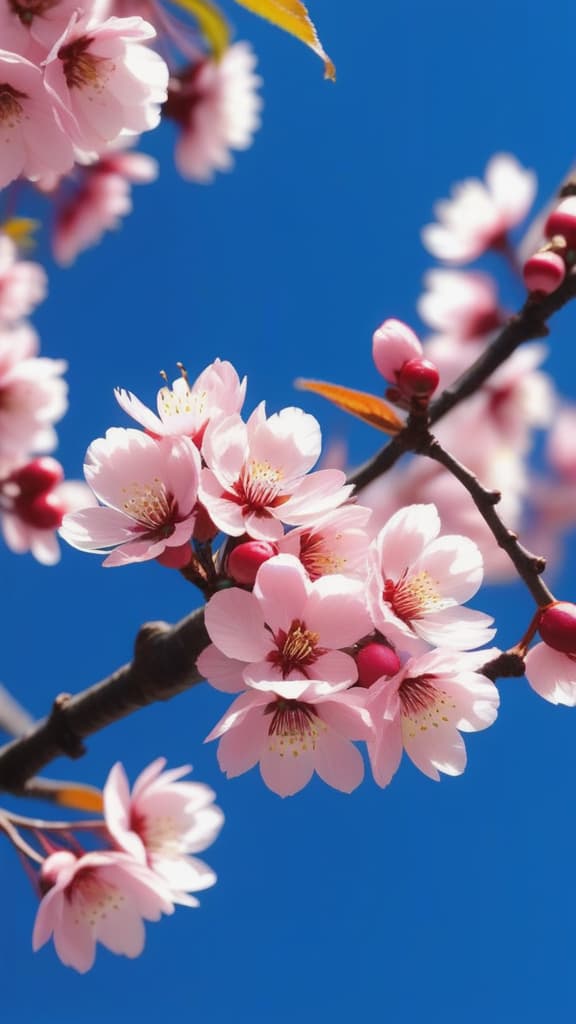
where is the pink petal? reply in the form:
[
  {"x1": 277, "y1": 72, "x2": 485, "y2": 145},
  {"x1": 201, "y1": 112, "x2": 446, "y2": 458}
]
[
  {"x1": 253, "y1": 554, "x2": 309, "y2": 632},
  {"x1": 197, "y1": 643, "x2": 247, "y2": 693},
  {"x1": 314, "y1": 730, "x2": 364, "y2": 792},
  {"x1": 204, "y1": 588, "x2": 269, "y2": 661}
]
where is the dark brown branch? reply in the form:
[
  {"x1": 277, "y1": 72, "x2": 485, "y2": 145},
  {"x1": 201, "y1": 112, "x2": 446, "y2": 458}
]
[
  {"x1": 348, "y1": 268, "x2": 576, "y2": 492},
  {"x1": 0, "y1": 608, "x2": 208, "y2": 794}
]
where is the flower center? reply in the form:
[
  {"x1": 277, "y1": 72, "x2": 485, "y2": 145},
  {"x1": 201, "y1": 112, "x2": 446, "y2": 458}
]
[
  {"x1": 0, "y1": 84, "x2": 26, "y2": 128},
  {"x1": 267, "y1": 618, "x2": 324, "y2": 678},
  {"x1": 66, "y1": 868, "x2": 125, "y2": 926},
  {"x1": 399, "y1": 674, "x2": 457, "y2": 738},
  {"x1": 383, "y1": 569, "x2": 442, "y2": 622},
  {"x1": 298, "y1": 529, "x2": 346, "y2": 580},
  {"x1": 265, "y1": 697, "x2": 323, "y2": 756},
  {"x1": 230, "y1": 459, "x2": 288, "y2": 517},
  {"x1": 121, "y1": 478, "x2": 177, "y2": 535},
  {"x1": 131, "y1": 808, "x2": 181, "y2": 859},
  {"x1": 58, "y1": 37, "x2": 112, "y2": 91}
]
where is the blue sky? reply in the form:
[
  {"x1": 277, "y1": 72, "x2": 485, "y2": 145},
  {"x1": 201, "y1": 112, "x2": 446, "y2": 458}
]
[{"x1": 2, "y1": 1, "x2": 576, "y2": 1020}]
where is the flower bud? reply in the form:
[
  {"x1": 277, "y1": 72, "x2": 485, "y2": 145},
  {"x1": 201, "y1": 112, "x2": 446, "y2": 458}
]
[
  {"x1": 356, "y1": 642, "x2": 401, "y2": 687},
  {"x1": 538, "y1": 601, "x2": 576, "y2": 654},
  {"x1": 396, "y1": 358, "x2": 440, "y2": 400},
  {"x1": 10, "y1": 457, "x2": 64, "y2": 497},
  {"x1": 156, "y1": 543, "x2": 193, "y2": 569},
  {"x1": 523, "y1": 251, "x2": 566, "y2": 296},
  {"x1": 228, "y1": 541, "x2": 277, "y2": 585},
  {"x1": 544, "y1": 197, "x2": 576, "y2": 247},
  {"x1": 372, "y1": 319, "x2": 423, "y2": 383},
  {"x1": 15, "y1": 490, "x2": 66, "y2": 529}
]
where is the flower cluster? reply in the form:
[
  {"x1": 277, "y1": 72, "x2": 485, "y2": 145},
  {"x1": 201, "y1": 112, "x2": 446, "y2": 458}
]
[
  {"x1": 31, "y1": 759, "x2": 223, "y2": 972},
  {"x1": 0, "y1": 231, "x2": 90, "y2": 562}
]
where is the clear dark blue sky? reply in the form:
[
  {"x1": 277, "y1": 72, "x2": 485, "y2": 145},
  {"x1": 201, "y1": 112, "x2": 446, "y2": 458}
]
[{"x1": 3, "y1": 1, "x2": 576, "y2": 1020}]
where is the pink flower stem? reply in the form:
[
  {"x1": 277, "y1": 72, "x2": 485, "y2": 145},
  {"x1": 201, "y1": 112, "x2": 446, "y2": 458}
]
[{"x1": 0, "y1": 813, "x2": 44, "y2": 864}]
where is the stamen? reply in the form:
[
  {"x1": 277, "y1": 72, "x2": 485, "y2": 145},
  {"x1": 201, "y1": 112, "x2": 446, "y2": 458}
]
[
  {"x1": 399, "y1": 674, "x2": 457, "y2": 738},
  {"x1": 0, "y1": 84, "x2": 26, "y2": 128},
  {"x1": 384, "y1": 569, "x2": 442, "y2": 622},
  {"x1": 267, "y1": 618, "x2": 324, "y2": 678},
  {"x1": 264, "y1": 698, "x2": 324, "y2": 757}
]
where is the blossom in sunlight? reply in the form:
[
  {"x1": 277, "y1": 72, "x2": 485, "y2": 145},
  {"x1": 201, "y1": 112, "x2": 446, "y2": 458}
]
[
  {"x1": 53, "y1": 149, "x2": 158, "y2": 266},
  {"x1": 1, "y1": 464, "x2": 95, "y2": 565},
  {"x1": 0, "y1": 51, "x2": 75, "y2": 188},
  {"x1": 367, "y1": 504, "x2": 495, "y2": 654},
  {"x1": 103, "y1": 759, "x2": 223, "y2": 904},
  {"x1": 365, "y1": 647, "x2": 500, "y2": 786},
  {"x1": 0, "y1": 235, "x2": 47, "y2": 325},
  {"x1": 206, "y1": 684, "x2": 372, "y2": 797},
  {"x1": 421, "y1": 153, "x2": 536, "y2": 263},
  {"x1": 43, "y1": 13, "x2": 168, "y2": 154},
  {"x1": 115, "y1": 358, "x2": 246, "y2": 447},
  {"x1": 33, "y1": 849, "x2": 174, "y2": 973},
  {"x1": 199, "y1": 403, "x2": 352, "y2": 542},
  {"x1": 165, "y1": 42, "x2": 262, "y2": 183},
  {"x1": 59, "y1": 428, "x2": 201, "y2": 566},
  {"x1": 418, "y1": 269, "x2": 504, "y2": 341},
  {"x1": 0, "y1": 323, "x2": 67, "y2": 459},
  {"x1": 197, "y1": 553, "x2": 371, "y2": 697}
]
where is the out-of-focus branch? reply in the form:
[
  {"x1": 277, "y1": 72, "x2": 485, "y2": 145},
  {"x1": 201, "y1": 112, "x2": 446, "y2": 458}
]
[
  {"x1": 0, "y1": 608, "x2": 208, "y2": 794},
  {"x1": 0, "y1": 684, "x2": 36, "y2": 739},
  {"x1": 348, "y1": 269, "x2": 576, "y2": 492}
]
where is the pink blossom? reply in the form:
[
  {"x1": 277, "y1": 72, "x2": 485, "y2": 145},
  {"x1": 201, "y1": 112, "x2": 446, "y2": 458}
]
[
  {"x1": 103, "y1": 759, "x2": 223, "y2": 904},
  {"x1": 53, "y1": 148, "x2": 158, "y2": 265},
  {"x1": 366, "y1": 648, "x2": 500, "y2": 786},
  {"x1": 33, "y1": 849, "x2": 174, "y2": 973},
  {"x1": 2, "y1": 475, "x2": 95, "y2": 565},
  {"x1": 43, "y1": 13, "x2": 168, "y2": 154},
  {"x1": 418, "y1": 270, "x2": 503, "y2": 341},
  {"x1": 367, "y1": 504, "x2": 495, "y2": 653},
  {"x1": 547, "y1": 407, "x2": 576, "y2": 480},
  {"x1": 421, "y1": 154, "x2": 536, "y2": 263},
  {"x1": 0, "y1": 0, "x2": 110, "y2": 50},
  {"x1": 0, "y1": 234, "x2": 47, "y2": 325},
  {"x1": 206, "y1": 684, "x2": 372, "y2": 796},
  {"x1": 200, "y1": 403, "x2": 352, "y2": 542},
  {"x1": 59, "y1": 428, "x2": 201, "y2": 566},
  {"x1": 197, "y1": 553, "x2": 371, "y2": 697},
  {"x1": 0, "y1": 51, "x2": 75, "y2": 188},
  {"x1": 275, "y1": 504, "x2": 373, "y2": 580},
  {"x1": 165, "y1": 42, "x2": 262, "y2": 183},
  {"x1": 0, "y1": 322, "x2": 67, "y2": 458},
  {"x1": 115, "y1": 358, "x2": 246, "y2": 446},
  {"x1": 372, "y1": 318, "x2": 423, "y2": 384},
  {"x1": 524, "y1": 643, "x2": 576, "y2": 706}
]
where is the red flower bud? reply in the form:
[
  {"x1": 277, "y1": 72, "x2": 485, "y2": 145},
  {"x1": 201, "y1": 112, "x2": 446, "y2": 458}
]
[
  {"x1": 15, "y1": 491, "x2": 65, "y2": 530},
  {"x1": 9, "y1": 457, "x2": 64, "y2": 497},
  {"x1": 523, "y1": 251, "x2": 566, "y2": 296},
  {"x1": 544, "y1": 197, "x2": 576, "y2": 248},
  {"x1": 539, "y1": 602, "x2": 576, "y2": 654},
  {"x1": 228, "y1": 541, "x2": 277, "y2": 585},
  {"x1": 356, "y1": 642, "x2": 401, "y2": 687},
  {"x1": 396, "y1": 358, "x2": 440, "y2": 400}
]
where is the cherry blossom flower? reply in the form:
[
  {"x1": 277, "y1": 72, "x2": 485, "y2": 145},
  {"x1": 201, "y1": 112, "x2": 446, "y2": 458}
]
[
  {"x1": 206, "y1": 684, "x2": 372, "y2": 797},
  {"x1": 115, "y1": 358, "x2": 246, "y2": 447},
  {"x1": 421, "y1": 154, "x2": 536, "y2": 263},
  {"x1": 547, "y1": 407, "x2": 576, "y2": 480},
  {"x1": 524, "y1": 643, "x2": 576, "y2": 706},
  {"x1": 165, "y1": 42, "x2": 262, "y2": 183},
  {"x1": 103, "y1": 759, "x2": 223, "y2": 904},
  {"x1": 0, "y1": 322, "x2": 67, "y2": 459},
  {"x1": 1, "y1": 472, "x2": 95, "y2": 565},
  {"x1": 198, "y1": 553, "x2": 371, "y2": 697},
  {"x1": 200, "y1": 403, "x2": 353, "y2": 542},
  {"x1": 367, "y1": 504, "x2": 495, "y2": 654},
  {"x1": 32, "y1": 849, "x2": 174, "y2": 973},
  {"x1": 372, "y1": 318, "x2": 423, "y2": 384},
  {"x1": 53, "y1": 149, "x2": 158, "y2": 265},
  {"x1": 275, "y1": 504, "x2": 373, "y2": 580},
  {"x1": 59, "y1": 428, "x2": 201, "y2": 566},
  {"x1": 43, "y1": 13, "x2": 168, "y2": 155},
  {"x1": 0, "y1": 51, "x2": 75, "y2": 188},
  {"x1": 418, "y1": 270, "x2": 503, "y2": 341},
  {"x1": 366, "y1": 647, "x2": 500, "y2": 786},
  {"x1": 0, "y1": 234, "x2": 47, "y2": 325}
]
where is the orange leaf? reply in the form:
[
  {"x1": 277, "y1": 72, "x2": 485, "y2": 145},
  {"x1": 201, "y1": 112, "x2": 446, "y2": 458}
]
[
  {"x1": 295, "y1": 378, "x2": 403, "y2": 434},
  {"x1": 53, "y1": 782, "x2": 103, "y2": 814},
  {"x1": 233, "y1": 0, "x2": 335, "y2": 80}
]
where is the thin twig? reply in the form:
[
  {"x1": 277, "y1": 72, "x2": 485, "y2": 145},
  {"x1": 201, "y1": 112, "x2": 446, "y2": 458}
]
[{"x1": 0, "y1": 814, "x2": 44, "y2": 864}]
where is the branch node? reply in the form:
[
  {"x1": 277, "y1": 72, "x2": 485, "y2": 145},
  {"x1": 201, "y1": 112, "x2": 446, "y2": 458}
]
[
  {"x1": 487, "y1": 489, "x2": 502, "y2": 505},
  {"x1": 531, "y1": 556, "x2": 547, "y2": 574},
  {"x1": 49, "y1": 694, "x2": 86, "y2": 760}
]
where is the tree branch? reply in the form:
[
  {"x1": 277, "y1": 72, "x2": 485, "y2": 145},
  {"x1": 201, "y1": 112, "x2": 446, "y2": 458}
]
[{"x1": 348, "y1": 268, "x2": 576, "y2": 492}]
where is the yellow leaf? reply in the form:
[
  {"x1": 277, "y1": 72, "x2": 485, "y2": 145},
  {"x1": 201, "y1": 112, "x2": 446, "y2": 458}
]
[
  {"x1": 234, "y1": 0, "x2": 335, "y2": 80},
  {"x1": 53, "y1": 782, "x2": 104, "y2": 814},
  {"x1": 2, "y1": 217, "x2": 40, "y2": 250},
  {"x1": 170, "y1": 0, "x2": 230, "y2": 58},
  {"x1": 295, "y1": 378, "x2": 403, "y2": 434}
]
